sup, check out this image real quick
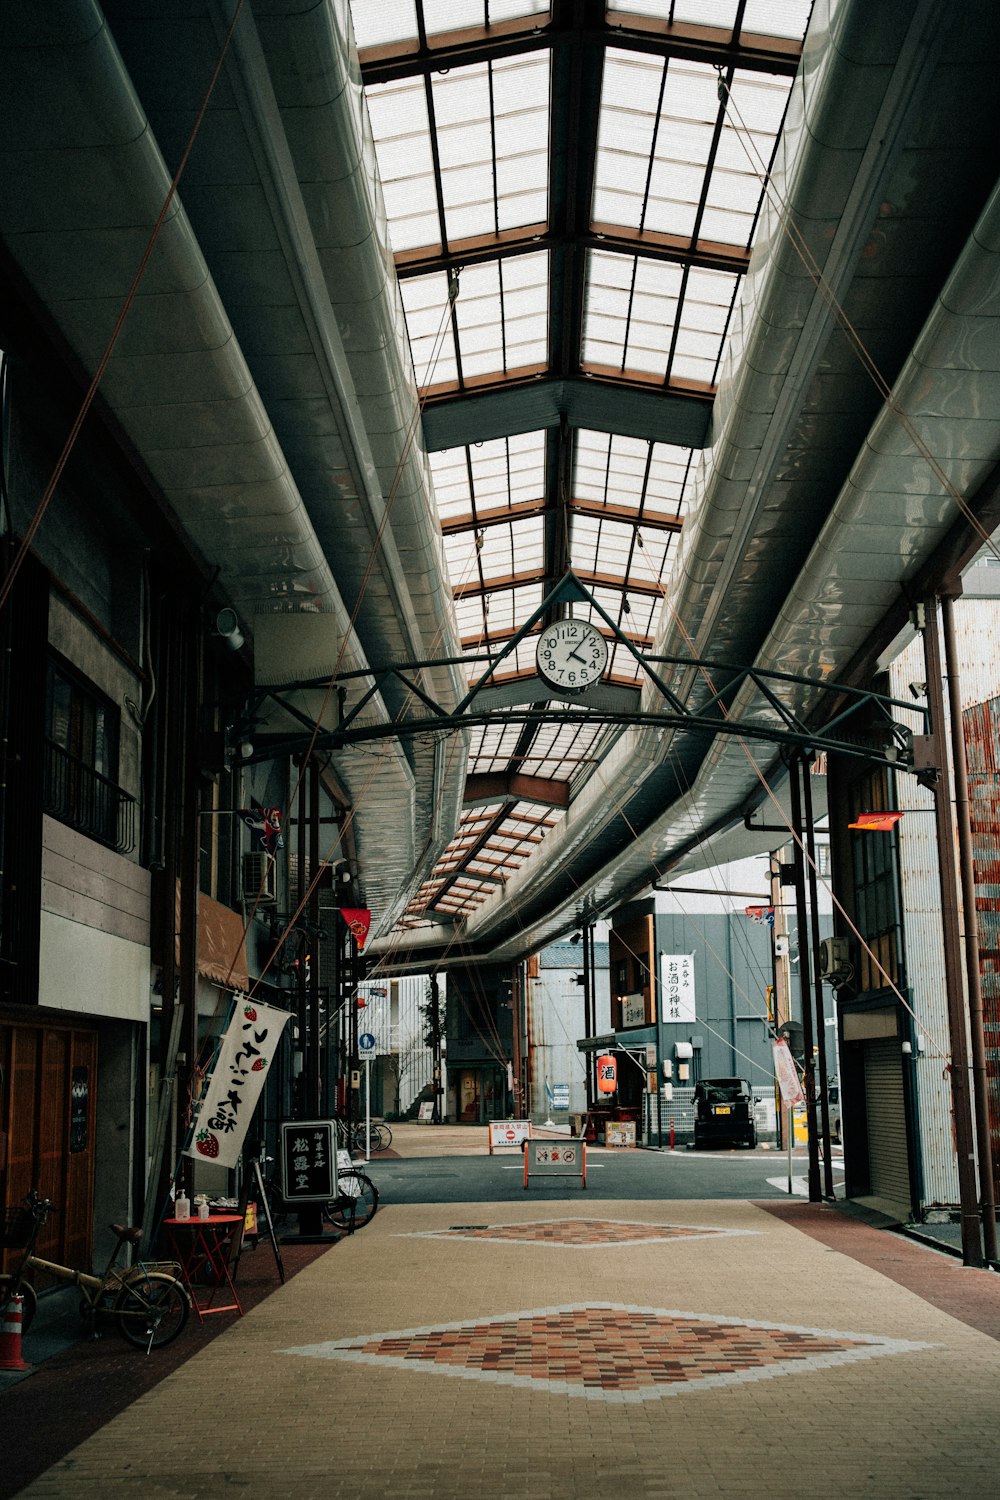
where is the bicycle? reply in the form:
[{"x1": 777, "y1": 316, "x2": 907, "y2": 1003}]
[
  {"x1": 351, "y1": 1119, "x2": 392, "y2": 1155},
  {"x1": 0, "y1": 1190, "x2": 190, "y2": 1351},
  {"x1": 254, "y1": 1151, "x2": 379, "y2": 1234}
]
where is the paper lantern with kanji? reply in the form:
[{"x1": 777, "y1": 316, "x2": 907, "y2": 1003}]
[{"x1": 596, "y1": 1054, "x2": 617, "y2": 1094}]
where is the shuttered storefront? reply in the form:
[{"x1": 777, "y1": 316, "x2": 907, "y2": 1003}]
[{"x1": 864, "y1": 1038, "x2": 911, "y2": 1217}]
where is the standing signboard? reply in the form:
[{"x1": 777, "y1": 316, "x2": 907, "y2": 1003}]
[
  {"x1": 488, "y1": 1120, "x2": 532, "y2": 1153},
  {"x1": 524, "y1": 1140, "x2": 586, "y2": 1189},
  {"x1": 279, "y1": 1120, "x2": 336, "y2": 1202}
]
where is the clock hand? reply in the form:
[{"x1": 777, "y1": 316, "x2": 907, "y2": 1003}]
[{"x1": 568, "y1": 649, "x2": 587, "y2": 664}]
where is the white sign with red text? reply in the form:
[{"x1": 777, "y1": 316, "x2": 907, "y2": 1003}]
[{"x1": 488, "y1": 1119, "x2": 532, "y2": 1153}]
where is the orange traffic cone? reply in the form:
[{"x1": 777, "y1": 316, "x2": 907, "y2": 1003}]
[{"x1": 0, "y1": 1293, "x2": 32, "y2": 1372}]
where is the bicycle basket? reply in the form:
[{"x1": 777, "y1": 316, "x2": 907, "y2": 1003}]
[{"x1": 0, "y1": 1208, "x2": 35, "y2": 1249}]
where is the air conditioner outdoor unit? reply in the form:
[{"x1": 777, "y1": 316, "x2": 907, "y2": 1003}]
[
  {"x1": 818, "y1": 936, "x2": 850, "y2": 979},
  {"x1": 242, "y1": 851, "x2": 276, "y2": 904}
]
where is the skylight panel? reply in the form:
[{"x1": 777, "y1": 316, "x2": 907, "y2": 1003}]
[
  {"x1": 421, "y1": 0, "x2": 550, "y2": 35},
  {"x1": 663, "y1": 0, "x2": 742, "y2": 27},
  {"x1": 365, "y1": 79, "x2": 440, "y2": 252},
  {"x1": 607, "y1": 0, "x2": 809, "y2": 34},
  {"x1": 453, "y1": 252, "x2": 548, "y2": 379},
  {"x1": 431, "y1": 54, "x2": 549, "y2": 243},
  {"x1": 737, "y1": 0, "x2": 813, "y2": 39},
  {"x1": 399, "y1": 272, "x2": 458, "y2": 384},
  {"x1": 573, "y1": 430, "x2": 695, "y2": 520},
  {"x1": 444, "y1": 530, "x2": 482, "y2": 591},
  {"x1": 350, "y1": 0, "x2": 419, "y2": 49}
]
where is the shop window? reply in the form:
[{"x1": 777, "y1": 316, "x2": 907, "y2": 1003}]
[{"x1": 44, "y1": 657, "x2": 135, "y2": 852}]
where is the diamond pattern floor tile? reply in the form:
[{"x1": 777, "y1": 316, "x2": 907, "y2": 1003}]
[
  {"x1": 401, "y1": 1218, "x2": 759, "y2": 1248},
  {"x1": 282, "y1": 1303, "x2": 931, "y2": 1404}
]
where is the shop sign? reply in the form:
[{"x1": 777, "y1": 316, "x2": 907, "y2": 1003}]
[
  {"x1": 279, "y1": 1119, "x2": 336, "y2": 1201},
  {"x1": 621, "y1": 993, "x2": 646, "y2": 1028},
  {"x1": 659, "y1": 954, "x2": 696, "y2": 1023},
  {"x1": 597, "y1": 1054, "x2": 617, "y2": 1094}
]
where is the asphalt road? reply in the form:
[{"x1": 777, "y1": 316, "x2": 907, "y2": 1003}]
[{"x1": 363, "y1": 1145, "x2": 846, "y2": 1205}]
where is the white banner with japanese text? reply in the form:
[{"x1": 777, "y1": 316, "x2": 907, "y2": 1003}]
[
  {"x1": 659, "y1": 953, "x2": 696, "y2": 1024},
  {"x1": 186, "y1": 998, "x2": 291, "y2": 1168}
]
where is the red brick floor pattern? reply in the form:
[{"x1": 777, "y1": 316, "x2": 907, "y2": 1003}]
[
  {"x1": 281, "y1": 1303, "x2": 931, "y2": 1404},
  {"x1": 404, "y1": 1218, "x2": 750, "y2": 1247}
]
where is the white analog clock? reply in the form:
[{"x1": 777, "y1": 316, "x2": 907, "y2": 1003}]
[{"x1": 535, "y1": 618, "x2": 609, "y2": 692}]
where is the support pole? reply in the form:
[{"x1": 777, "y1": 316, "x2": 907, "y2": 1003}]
[
  {"x1": 788, "y1": 757, "x2": 822, "y2": 1202},
  {"x1": 803, "y1": 755, "x2": 836, "y2": 1200},
  {"x1": 582, "y1": 923, "x2": 594, "y2": 1111},
  {"x1": 940, "y1": 592, "x2": 997, "y2": 1263},
  {"x1": 922, "y1": 595, "x2": 983, "y2": 1267},
  {"x1": 307, "y1": 760, "x2": 321, "y2": 1117}
]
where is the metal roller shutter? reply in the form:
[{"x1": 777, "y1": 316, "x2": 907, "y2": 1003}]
[{"x1": 864, "y1": 1039, "x2": 911, "y2": 1217}]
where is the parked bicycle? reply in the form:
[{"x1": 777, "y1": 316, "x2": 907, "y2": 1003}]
[
  {"x1": 254, "y1": 1151, "x2": 378, "y2": 1234},
  {"x1": 351, "y1": 1119, "x2": 392, "y2": 1155},
  {"x1": 0, "y1": 1190, "x2": 190, "y2": 1351}
]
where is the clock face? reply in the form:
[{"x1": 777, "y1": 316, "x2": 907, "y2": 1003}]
[{"x1": 535, "y1": 619, "x2": 609, "y2": 692}]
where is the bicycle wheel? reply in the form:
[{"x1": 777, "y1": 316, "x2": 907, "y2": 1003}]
[
  {"x1": 0, "y1": 1277, "x2": 37, "y2": 1335},
  {"x1": 323, "y1": 1171, "x2": 378, "y2": 1231},
  {"x1": 115, "y1": 1272, "x2": 189, "y2": 1349},
  {"x1": 377, "y1": 1122, "x2": 392, "y2": 1150}
]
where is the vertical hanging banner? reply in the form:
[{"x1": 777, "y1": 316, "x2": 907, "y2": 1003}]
[
  {"x1": 186, "y1": 999, "x2": 291, "y2": 1169},
  {"x1": 772, "y1": 1038, "x2": 805, "y2": 1108},
  {"x1": 339, "y1": 907, "x2": 371, "y2": 950},
  {"x1": 659, "y1": 953, "x2": 696, "y2": 1023}
]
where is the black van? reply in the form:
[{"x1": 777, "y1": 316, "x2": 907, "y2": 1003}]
[{"x1": 693, "y1": 1077, "x2": 758, "y2": 1149}]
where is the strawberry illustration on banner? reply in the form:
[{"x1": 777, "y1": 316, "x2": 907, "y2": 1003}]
[
  {"x1": 185, "y1": 998, "x2": 291, "y2": 1169},
  {"x1": 339, "y1": 907, "x2": 371, "y2": 951}
]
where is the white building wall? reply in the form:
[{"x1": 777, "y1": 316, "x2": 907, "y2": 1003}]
[
  {"x1": 528, "y1": 942, "x2": 611, "y2": 1122},
  {"x1": 357, "y1": 973, "x2": 433, "y2": 1114},
  {"x1": 888, "y1": 585, "x2": 1000, "y2": 1207},
  {"x1": 39, "y1": 815, "x2": 151, "y2": 1022}
]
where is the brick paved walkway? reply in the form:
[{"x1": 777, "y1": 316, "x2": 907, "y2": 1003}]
[{"x1": 5, "y1": 1193, "x2": 1000, "y2": 1499}]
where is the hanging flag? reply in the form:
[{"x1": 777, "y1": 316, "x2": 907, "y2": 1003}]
[
  {"x1": 848, "y1": 811, "x2": 904, "y2": 831},
  {"x1": 186, "y1": 999, "x2": 291, "y2": 1169},
  {"x1": 339, "y1": 907, "x2": 372, "y2": 950},
  {"x1": 772, "y1": 1038, "x2": 805, "y2": 1108},
  {"x1": 745, "y1": 905, "x2": 775, "y2": 927},
  {"x1": 238, "y1": 799, "x2": 283, "y2": 854}
]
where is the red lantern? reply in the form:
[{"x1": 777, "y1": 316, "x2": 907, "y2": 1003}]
[{"x1": 596, "y1": 1054, "x2": 617, "y2": 1094}]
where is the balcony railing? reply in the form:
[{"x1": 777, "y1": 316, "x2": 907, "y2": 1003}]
[{"x1": 43, "y1": 740, "x2": 136, "y2": 855}]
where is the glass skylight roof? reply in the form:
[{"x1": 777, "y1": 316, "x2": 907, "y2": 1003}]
[{"x1": 350, "y1": 0, "x2": 808, "y2": 925}]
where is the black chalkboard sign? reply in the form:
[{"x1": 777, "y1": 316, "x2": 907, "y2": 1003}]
[{"x1": 279, "y1": 1120, "x2": 335, "y2": 1201}]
